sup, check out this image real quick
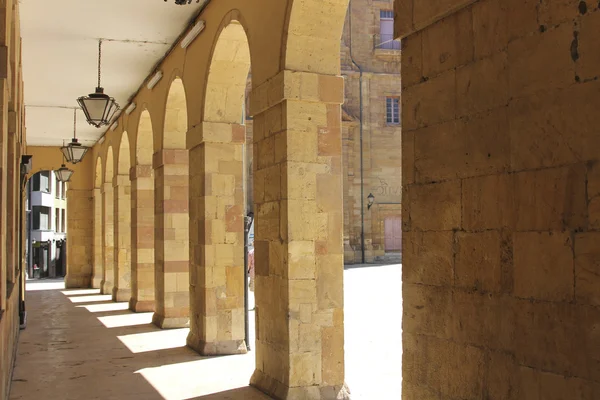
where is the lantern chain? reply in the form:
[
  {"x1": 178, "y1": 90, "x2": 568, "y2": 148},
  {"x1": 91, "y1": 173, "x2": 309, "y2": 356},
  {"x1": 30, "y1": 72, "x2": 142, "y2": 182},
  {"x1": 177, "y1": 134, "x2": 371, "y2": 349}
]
[
  {"x1": 73, "y1": 108, "x2": 77, "y2": 139},
  {"x1": 98, "y1": 39, "x2": 102, "y2": 89}
]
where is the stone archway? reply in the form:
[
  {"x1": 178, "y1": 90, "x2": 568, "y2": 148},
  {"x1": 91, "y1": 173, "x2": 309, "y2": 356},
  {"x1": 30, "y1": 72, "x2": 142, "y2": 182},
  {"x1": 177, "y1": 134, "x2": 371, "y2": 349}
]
[
  {"x1": 130, "y1": 109, "x2": 156, "y2": 312},
  {"x1": 113, "y1": 132, "x2": 132, "y2": 302},
  {"x1": 92, "y1": 157, "x2": 103, "y2": 288},
  {"x1": 102, "y1": 147, "x2": 115, "y2": 295},
  {"x1": 153, "y1": 78, "x2": 191, "y2": 329},
  {"x1": 245, "y1": 0, "x2": 350, "y2": 397},
  {"x1": 187, "y1": 15, "x2": 250, "y2": 356}
]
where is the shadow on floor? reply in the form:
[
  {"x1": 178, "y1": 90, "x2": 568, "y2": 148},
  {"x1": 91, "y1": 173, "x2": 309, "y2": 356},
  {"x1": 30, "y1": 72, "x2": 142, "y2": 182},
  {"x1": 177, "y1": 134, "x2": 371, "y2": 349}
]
[{"x1": 10, "y1": 281, "x2": 267, "y2": 400}]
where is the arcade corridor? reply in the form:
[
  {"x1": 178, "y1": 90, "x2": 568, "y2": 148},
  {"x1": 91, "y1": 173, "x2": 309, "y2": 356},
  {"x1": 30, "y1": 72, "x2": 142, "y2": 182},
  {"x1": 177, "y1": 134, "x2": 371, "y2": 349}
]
[{"x1": 9, "y1": 265, "x2": 402, "y2": 400}]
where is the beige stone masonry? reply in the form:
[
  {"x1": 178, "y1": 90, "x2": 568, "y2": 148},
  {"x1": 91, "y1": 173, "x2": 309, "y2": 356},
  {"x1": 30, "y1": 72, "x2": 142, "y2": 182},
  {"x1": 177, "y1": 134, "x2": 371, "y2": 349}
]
[
  {"x1": 153, "y1": 149, "x2": 190, "y2": 329},
  {"x1": 130, "y1": 165, "x2": 155, "y2": 312},
  {"x1": 393, "y1": 0, "x2": 477, "y2": 39},
  {"x1": 92, "y1": 188, "x2": 103, "y2": 288},
  {"x1": 0, "y1": 79, "x2": 7, "y2": 311},
  {"x1": 65, "y1": 189, "x2": 94, "y2": 288},
  {"x1": 187, "y1": 121, "x2": 247, "y2": 355},
  {"x1": 101, "y1": 182, "x2": 115, "y2": 295},
  {"x1": 399, "y1": 0, "x2": 600, "y2": 398},
  {"x1": 112, "y1": 174, "x2": 132, "y2": 302},
  {"x1": 248, "y1": 70, "x2": 349, "y2": 400}
]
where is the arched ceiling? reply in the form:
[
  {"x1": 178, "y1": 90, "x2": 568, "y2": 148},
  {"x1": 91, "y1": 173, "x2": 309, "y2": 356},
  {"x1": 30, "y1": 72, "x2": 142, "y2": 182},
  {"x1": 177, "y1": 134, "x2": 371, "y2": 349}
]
[{"x1": 20, "y1": 0, "x2": 209, "y2": 147}]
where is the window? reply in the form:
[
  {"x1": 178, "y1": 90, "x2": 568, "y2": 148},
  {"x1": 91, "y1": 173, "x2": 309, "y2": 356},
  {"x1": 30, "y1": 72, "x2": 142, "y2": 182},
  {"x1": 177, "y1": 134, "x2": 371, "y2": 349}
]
[
  {"x1": 32, "y1": 206, "x2": 50, "y2": 230},
  {"x1": 55, "y1": 208, "x2": 60, "y2": 232},
  {"x1": 55, "y1": 177, "x2": 60, "y2": 198},
  {"x1": 62, "y1": 182, "x2": 66, "y2": 199},
  {"x1": 378, "y1": 10, "x2": 401, "y2": 50},
  {"x1": 32, "y1": 172, "x2": 50, "y2": 192},
  {"x1": 61, "y1": 209, "x2": 66, "y2": 233},
  {"x1": 32, "y1": 174, "x2": 40, "y2": 192},
  {"x1": 386, "y1": 97, "x2": 400, "y2": 125}
]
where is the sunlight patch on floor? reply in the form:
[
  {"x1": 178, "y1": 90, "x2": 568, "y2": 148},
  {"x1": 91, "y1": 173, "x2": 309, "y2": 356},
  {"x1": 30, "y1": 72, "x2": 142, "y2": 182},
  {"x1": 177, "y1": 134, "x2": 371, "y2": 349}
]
[
  {"x1": 77, "y1": 302, "x2": 130, "y2": 313},
  {"x1": 97, "y1": 312, "x2": 154, "y2": 328},
  {"x1": 136, "y1": 354, "x2": 256, "y2": 400},
  {"x1": 67, "y1": 294, "x2": 113, "y2": 303},
  {"x1": 62, "y1": 289, "x2": 101, "y2": 296},
  {"x1": 25, "y1": 280, "x2": 65, "y2": 291},
  {"x1": 118, "y1": 328, "x2": 189, "y2": 353},
  {"x1": 344, "y1": 263, "x2": 403, "y2": 400}
]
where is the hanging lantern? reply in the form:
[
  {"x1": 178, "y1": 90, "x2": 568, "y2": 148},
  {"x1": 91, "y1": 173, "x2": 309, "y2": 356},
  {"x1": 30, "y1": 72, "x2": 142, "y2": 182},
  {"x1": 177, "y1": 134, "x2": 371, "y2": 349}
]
[
  {"x1": 56, "y1": 164, "x2": 74, "y2": 183},
  {"x1": 77, "y1": 40, "x2": 119, "y2": 128},
  {"x1": 60, "y1": 109, "x2": 89, "y2": 164}
]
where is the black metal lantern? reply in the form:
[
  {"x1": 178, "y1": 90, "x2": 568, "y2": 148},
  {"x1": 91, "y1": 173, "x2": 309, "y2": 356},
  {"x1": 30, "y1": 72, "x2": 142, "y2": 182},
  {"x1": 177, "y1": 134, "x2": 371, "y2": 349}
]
[
  {"x1": 61, "y1": 109, "x2": 89, "y2": 164},
  {"x1": 166, "y1": 0, "x2": 201, "y2": 4},
  {"x1": 56, "y1": 163, "x2": 74, "y2": 183},
  {"x1": 77, "y1": 40, "x2": 119, "y2": 128},
  {"x1": 367, "y1": 193, "x2": 375, "y2": 210}
]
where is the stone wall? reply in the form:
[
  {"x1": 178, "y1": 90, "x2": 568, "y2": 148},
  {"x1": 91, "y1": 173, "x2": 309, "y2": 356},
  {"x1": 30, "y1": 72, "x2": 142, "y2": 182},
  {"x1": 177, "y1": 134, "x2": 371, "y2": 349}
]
[
  {"x1": 398, "y1": 0, "x2": 600, "y2": 398},
  {"x1": 0, "y1": 0, "x2": 27, "y2": 397}
]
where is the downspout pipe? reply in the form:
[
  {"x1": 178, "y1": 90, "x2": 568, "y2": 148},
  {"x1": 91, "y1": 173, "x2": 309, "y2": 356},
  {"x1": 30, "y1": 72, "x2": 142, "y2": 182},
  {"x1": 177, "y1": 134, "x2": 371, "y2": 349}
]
[{"x1": 348, "y1": 0, "x2": 366, "y2": 264}]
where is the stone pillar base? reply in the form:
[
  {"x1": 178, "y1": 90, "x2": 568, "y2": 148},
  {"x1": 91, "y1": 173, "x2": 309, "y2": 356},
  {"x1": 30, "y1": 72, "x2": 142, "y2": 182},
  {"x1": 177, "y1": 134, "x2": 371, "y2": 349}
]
[
  {"x1": 102, "y1": 283, "x2": 114, "y2": 296},
  {"x1": 65, "y1": 274, "x2": 91, "y2": 289},
  {"x1": 112, "y1": 288, "x2": 132, "y2": 303},
  {"x1": 152, "y1": 313, "x2": 189, "y2": 329},
  {"x1": 129, "y1": 298, "x2": 154, "y2": 313},
  {"x1": 186, "y1": 331, "x2": 247, "y2": 355},
  {"x1": 92, "y1": 276, "x2": 103, "y2": 289},
  {"x1": 250, "y1": 370, "x2": 352, "y2": 400}
]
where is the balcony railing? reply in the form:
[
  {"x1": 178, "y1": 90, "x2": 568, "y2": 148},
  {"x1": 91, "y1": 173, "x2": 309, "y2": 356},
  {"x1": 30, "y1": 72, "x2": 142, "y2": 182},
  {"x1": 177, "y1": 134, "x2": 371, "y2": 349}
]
[{"x1": 374, "y1": 34, "x2": 401, "y2": 51}]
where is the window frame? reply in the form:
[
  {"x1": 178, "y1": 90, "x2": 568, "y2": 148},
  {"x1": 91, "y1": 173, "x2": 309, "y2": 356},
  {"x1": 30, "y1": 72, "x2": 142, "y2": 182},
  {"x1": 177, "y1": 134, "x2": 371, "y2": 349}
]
[{"x1": 386, "y1": 96, "x2": 401, "y2": 125}]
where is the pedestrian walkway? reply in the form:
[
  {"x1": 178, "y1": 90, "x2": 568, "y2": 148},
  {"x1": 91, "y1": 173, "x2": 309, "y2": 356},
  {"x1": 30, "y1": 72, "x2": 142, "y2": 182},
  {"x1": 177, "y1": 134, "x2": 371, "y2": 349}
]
[
  {"x1": 9, "y1": 280, "x2": 268, "y2": 400},
  {"x1": 9, "y1": 264, "x2": 402, "y2": 399}
]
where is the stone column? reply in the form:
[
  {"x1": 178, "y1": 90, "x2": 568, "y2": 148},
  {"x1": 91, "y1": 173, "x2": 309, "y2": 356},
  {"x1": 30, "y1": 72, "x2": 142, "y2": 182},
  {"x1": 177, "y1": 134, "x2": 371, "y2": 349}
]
[
  {"x1": 101, "y1": 182, "x2": 115, "y2": 294},
  {"x1": 112, "y1": 174, "x2": 131, "y2": 302},
  {"x1": 187, "y1": 122, "x2": 246, "y2": 355},
  {"x1": 248, "y1": 70, "x2": 349, "y2": 399},
  {"x1": 92, "y1": 188, "x2": 103, "y2": 288},
  {"x1": 153, "y1": 149, "x2": 189, "y2": 328},
  {"x1": 6, "y1": 123, "x2": 15, "y2": 283},
  {"x1": 65, "y1": 189, "x2": 93, "y2": 288},
  {"x1": 0, "y1": 80, "x2": 6, "y2": 310},
  {"x1": 130, "y1": 165, "x2": 155, "y2": 312}
]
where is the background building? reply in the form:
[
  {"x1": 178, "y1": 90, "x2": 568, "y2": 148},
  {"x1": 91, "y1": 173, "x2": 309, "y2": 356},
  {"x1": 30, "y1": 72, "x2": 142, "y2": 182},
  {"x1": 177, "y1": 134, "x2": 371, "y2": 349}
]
[
  {"x1": 341, "y1": 0, "x2": 402, "y2": 264},
  {"x1": 244, "y1": 0, "x2": 402, "y2": 264},
  {"x1": 26, "y1": 171, "x2": 68, "y2": 279}
]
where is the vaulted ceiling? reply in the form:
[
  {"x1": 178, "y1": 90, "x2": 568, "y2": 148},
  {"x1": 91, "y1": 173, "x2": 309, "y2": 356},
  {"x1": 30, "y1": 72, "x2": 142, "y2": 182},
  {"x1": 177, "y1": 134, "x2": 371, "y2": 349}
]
[{"x1": 20, "y1": 0, "x2": 209, "y2": 147}]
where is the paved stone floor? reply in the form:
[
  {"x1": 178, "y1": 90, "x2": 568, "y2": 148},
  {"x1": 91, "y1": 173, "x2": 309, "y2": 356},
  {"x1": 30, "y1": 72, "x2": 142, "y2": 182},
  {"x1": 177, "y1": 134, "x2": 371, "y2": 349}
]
[{"x1": 9, "y1": 264, "x2": 401, "y2": 399}]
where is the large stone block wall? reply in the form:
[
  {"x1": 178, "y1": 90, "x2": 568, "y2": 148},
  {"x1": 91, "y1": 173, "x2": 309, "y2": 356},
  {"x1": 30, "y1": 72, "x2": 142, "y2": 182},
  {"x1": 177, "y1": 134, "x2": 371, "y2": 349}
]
[
  {"x1": 153, "y1": 149, "x2": 190, "y2": 329},
  {"x1": 0, "y1": 1, "x2": 27, "y2": 397},
  {"x1": 399, "y1": 0, "x2": 600, "y2": 398}
]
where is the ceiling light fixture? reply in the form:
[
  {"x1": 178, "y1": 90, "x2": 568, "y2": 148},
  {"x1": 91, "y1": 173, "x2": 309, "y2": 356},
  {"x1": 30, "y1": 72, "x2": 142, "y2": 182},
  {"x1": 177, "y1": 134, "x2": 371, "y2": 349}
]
[
  {"x1": 60, "y1": 109, "x2": 90, "y2": 164},
  {"x1": 147, "y1": 71, "x2": 163, "y2": 90},
  {"x1": 77, "y1": 40, "x2": 120, "y2": 128},
  {"x1": 165, "y1": 0, "x2": 201, "y2": 5},
  {"x1": 56, "y1": 154, "x2": 75, "y2": 183},
  {"x1": 181, "y1": 20, "x2": 205, "y2": 49},
  {"x1": 125, "y1": 102, "x2": 137, "y2": 115}
]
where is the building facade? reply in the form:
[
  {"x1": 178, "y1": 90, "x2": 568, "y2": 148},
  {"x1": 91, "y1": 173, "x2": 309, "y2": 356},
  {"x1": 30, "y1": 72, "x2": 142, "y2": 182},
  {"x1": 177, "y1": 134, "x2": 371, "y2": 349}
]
[
  {"x1": 25, "y1": 171, "x2": 67, "y2": 279},
  {"x1": 340, "y1": 0, "x2": 402, "y2": 263}
]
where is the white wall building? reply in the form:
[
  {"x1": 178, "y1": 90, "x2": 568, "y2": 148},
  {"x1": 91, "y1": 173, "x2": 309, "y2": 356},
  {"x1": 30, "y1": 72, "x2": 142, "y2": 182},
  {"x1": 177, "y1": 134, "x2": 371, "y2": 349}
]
[{"x1": 26, "y1": 170, "x2": 68, "y2": 278}]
